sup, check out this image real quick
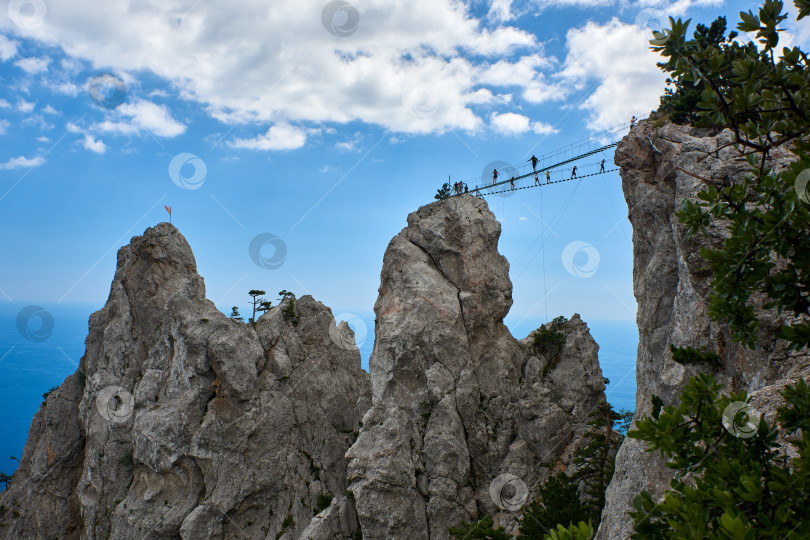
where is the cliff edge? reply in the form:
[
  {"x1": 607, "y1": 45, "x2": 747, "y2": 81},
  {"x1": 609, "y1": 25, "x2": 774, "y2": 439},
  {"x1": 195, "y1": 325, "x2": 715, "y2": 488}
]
[{"x1": 596, "y1": 122, "x2": 810, "y2": 539}]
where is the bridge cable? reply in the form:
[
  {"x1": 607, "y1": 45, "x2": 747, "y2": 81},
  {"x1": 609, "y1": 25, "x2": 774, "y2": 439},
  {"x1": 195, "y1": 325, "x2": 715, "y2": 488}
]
[
  {"x1": 465, "y1": 143, "x2": 619, "y2": 196},
  {"x1": 475, "y1": 168, "x2": 619, "y2": 197},
  {"x1": 540, "y1": 174, "x2": 548, "y2": 322}
]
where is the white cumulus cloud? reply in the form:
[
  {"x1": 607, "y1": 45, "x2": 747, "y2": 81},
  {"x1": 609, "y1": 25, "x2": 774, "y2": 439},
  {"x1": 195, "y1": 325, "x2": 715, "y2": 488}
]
[
  {"x1": 491, "y1": 112, "x2": 531, "y2": 135},
  {"x1": 488, "y1": 0, "x2": 516, "y2": 23},
  {"x1": 7, "y1": 0, "x2": 543, "y2": 136},
  {"x1": 13, "y1": 56, "x2": 50, "y2": 74},
  {"x1": 526, "y1": 0, "x2": 720, "y2": 12},
  {"x1": 0, "y1": 155, "x2": 45, "y2": 169},
  {"x1": 490, "y1": 112, "x2": 558, "y2": 136},
  {"x1": 229, "y1": 123, "x2": 308, "y2": 151},
  {"x1": 0, "y1": 34, "x2": 19, "y2": 61},
  {"x1": 94, "y1": 100, "x2": 186, "y2": 138},
  {"x1": 559, "y1": 18, "x2": 667, "y2": 130},
  {"x1": 16, "y1": 99, "x2": 35, "y2": 113},
  {"x1": 476, "y1": 54, "x2": 564, "y2": 105},
  {"x1": 82, "y1": 134, "x2": 106, "y2": 154},
  {"x1": 335, "y1": 132, "x2": 364, "y2": 152},
  {"x1": 531, "y1": 121, "x2": 557, "y2": 135}
]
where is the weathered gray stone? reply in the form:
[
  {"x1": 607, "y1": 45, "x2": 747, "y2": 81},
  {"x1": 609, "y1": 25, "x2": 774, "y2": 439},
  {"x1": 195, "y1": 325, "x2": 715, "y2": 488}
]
[
  {"x1": 347, "y1": 195, "x2": 608, "y2": 539},
  {"x1": 1, "y1": 198, "x2": 610, "y2": 540},
  {"x1": 596, "y1": 122, "x2": 810, "y2": 539},
  {"x1": 0, "y1": 223, "x2": 370, "y2": 540}
]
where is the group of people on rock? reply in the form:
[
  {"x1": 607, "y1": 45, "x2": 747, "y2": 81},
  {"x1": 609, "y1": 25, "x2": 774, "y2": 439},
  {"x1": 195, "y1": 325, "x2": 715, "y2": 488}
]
[{"x1": 453, "y1": 181, "x2": 469, "y2": 195}]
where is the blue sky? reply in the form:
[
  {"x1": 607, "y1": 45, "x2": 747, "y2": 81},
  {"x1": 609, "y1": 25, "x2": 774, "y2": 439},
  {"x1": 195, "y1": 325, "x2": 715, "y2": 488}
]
[{"x1": 1, "y1": 0, "x2": 806, "y2": 334}]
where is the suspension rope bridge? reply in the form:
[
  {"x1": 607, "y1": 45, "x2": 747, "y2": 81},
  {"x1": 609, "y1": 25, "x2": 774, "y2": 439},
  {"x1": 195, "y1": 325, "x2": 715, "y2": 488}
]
[
  {"x1": 441, "y1": 117, "x2": 642, "y2": 326},
  {"x1": 451, "y1": 117, "x2": 642, "y2": 198}
]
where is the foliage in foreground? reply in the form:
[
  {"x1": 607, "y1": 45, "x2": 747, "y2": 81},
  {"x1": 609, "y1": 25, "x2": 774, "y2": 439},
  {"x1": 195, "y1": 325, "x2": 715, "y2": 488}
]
[
  {"x1": 628, "y1": 374, "x2": 810, "y2": 538},
  {"x1": 655, "y1": 16, "x2": 753, "y2": 127},
  {"x1": 543, "y1": 522, "x2": 594, "y2": 540},
  {"x1": 449, "y1": 514, "x2": 511, "y2": 540},
  {"x1": 450, "y1": 514, "x2": 595, "y2": 540},
  {"x1": 653, "y1": 0, "x2": 810, "y2": 351},
  {"x1": 516, "y1": 473, "x2": 587, "y2": 539}
]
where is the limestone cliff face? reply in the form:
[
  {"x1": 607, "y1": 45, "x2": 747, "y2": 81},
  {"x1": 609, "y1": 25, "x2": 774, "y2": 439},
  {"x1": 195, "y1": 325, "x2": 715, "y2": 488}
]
[
  {"x1": 0, "y1": 197, "x2": 608, "y2": 540},
  {"x1": 347, "y1": 195, "x2": 607, "y2": 539},
  {"x1": 0, "y1": 223, "x2": 371, "y2": 540},
  {"x1": 596, "y1": 123, "x2": 810, "y2": 539}
]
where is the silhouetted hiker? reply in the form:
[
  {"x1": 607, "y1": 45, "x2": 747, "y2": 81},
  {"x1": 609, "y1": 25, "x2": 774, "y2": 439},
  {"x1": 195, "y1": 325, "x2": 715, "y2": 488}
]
[
  {"x1": 535, "y1": 173, "x2": 540, "y2": 186},
  {"x1": 571, "y1": 166, "x2": 577, "y2": 179},
  {"x1": 600, "y1": 159, "x2": 605, "y2": 173},
  {"x1": 510, "y1": 176, "x2": 515, "y2": 190},
  {"x1": 492, "y1": 169, "x2": 498, "y2": 185},
  {"x1": 545, "y1": 171, "x2": 550, "y2": 184},
  {"x1": 464, "y1": 183, "x2": 468, "y2": 193},
  {"x1": 529, "y1": 155, "x2": 538, "y2": 172}
]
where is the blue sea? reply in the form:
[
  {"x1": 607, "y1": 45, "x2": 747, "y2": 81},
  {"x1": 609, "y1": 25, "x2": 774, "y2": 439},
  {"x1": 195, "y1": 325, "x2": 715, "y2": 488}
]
[{"x1": 0, "y1": 303, "x2": 637, "y2": 477}]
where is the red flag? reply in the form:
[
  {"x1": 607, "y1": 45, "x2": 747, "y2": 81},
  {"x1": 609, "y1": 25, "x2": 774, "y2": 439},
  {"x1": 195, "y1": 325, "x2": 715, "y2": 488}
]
[{"x1": 164, "y1": 205, "x2": 172, "y2": 216}]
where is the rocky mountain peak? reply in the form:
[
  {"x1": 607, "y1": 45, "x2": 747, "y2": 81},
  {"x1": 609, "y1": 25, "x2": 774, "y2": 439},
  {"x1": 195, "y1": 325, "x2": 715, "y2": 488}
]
[
  {"x1": 1, "y1": 195, "x2": 608, "y2": 540},
  {"x1": 349, "y1": 194, "x2": 606, "y2": 539},
  {"x1": 1, "y1": 223, "x2": 371, "y2": 540}
]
